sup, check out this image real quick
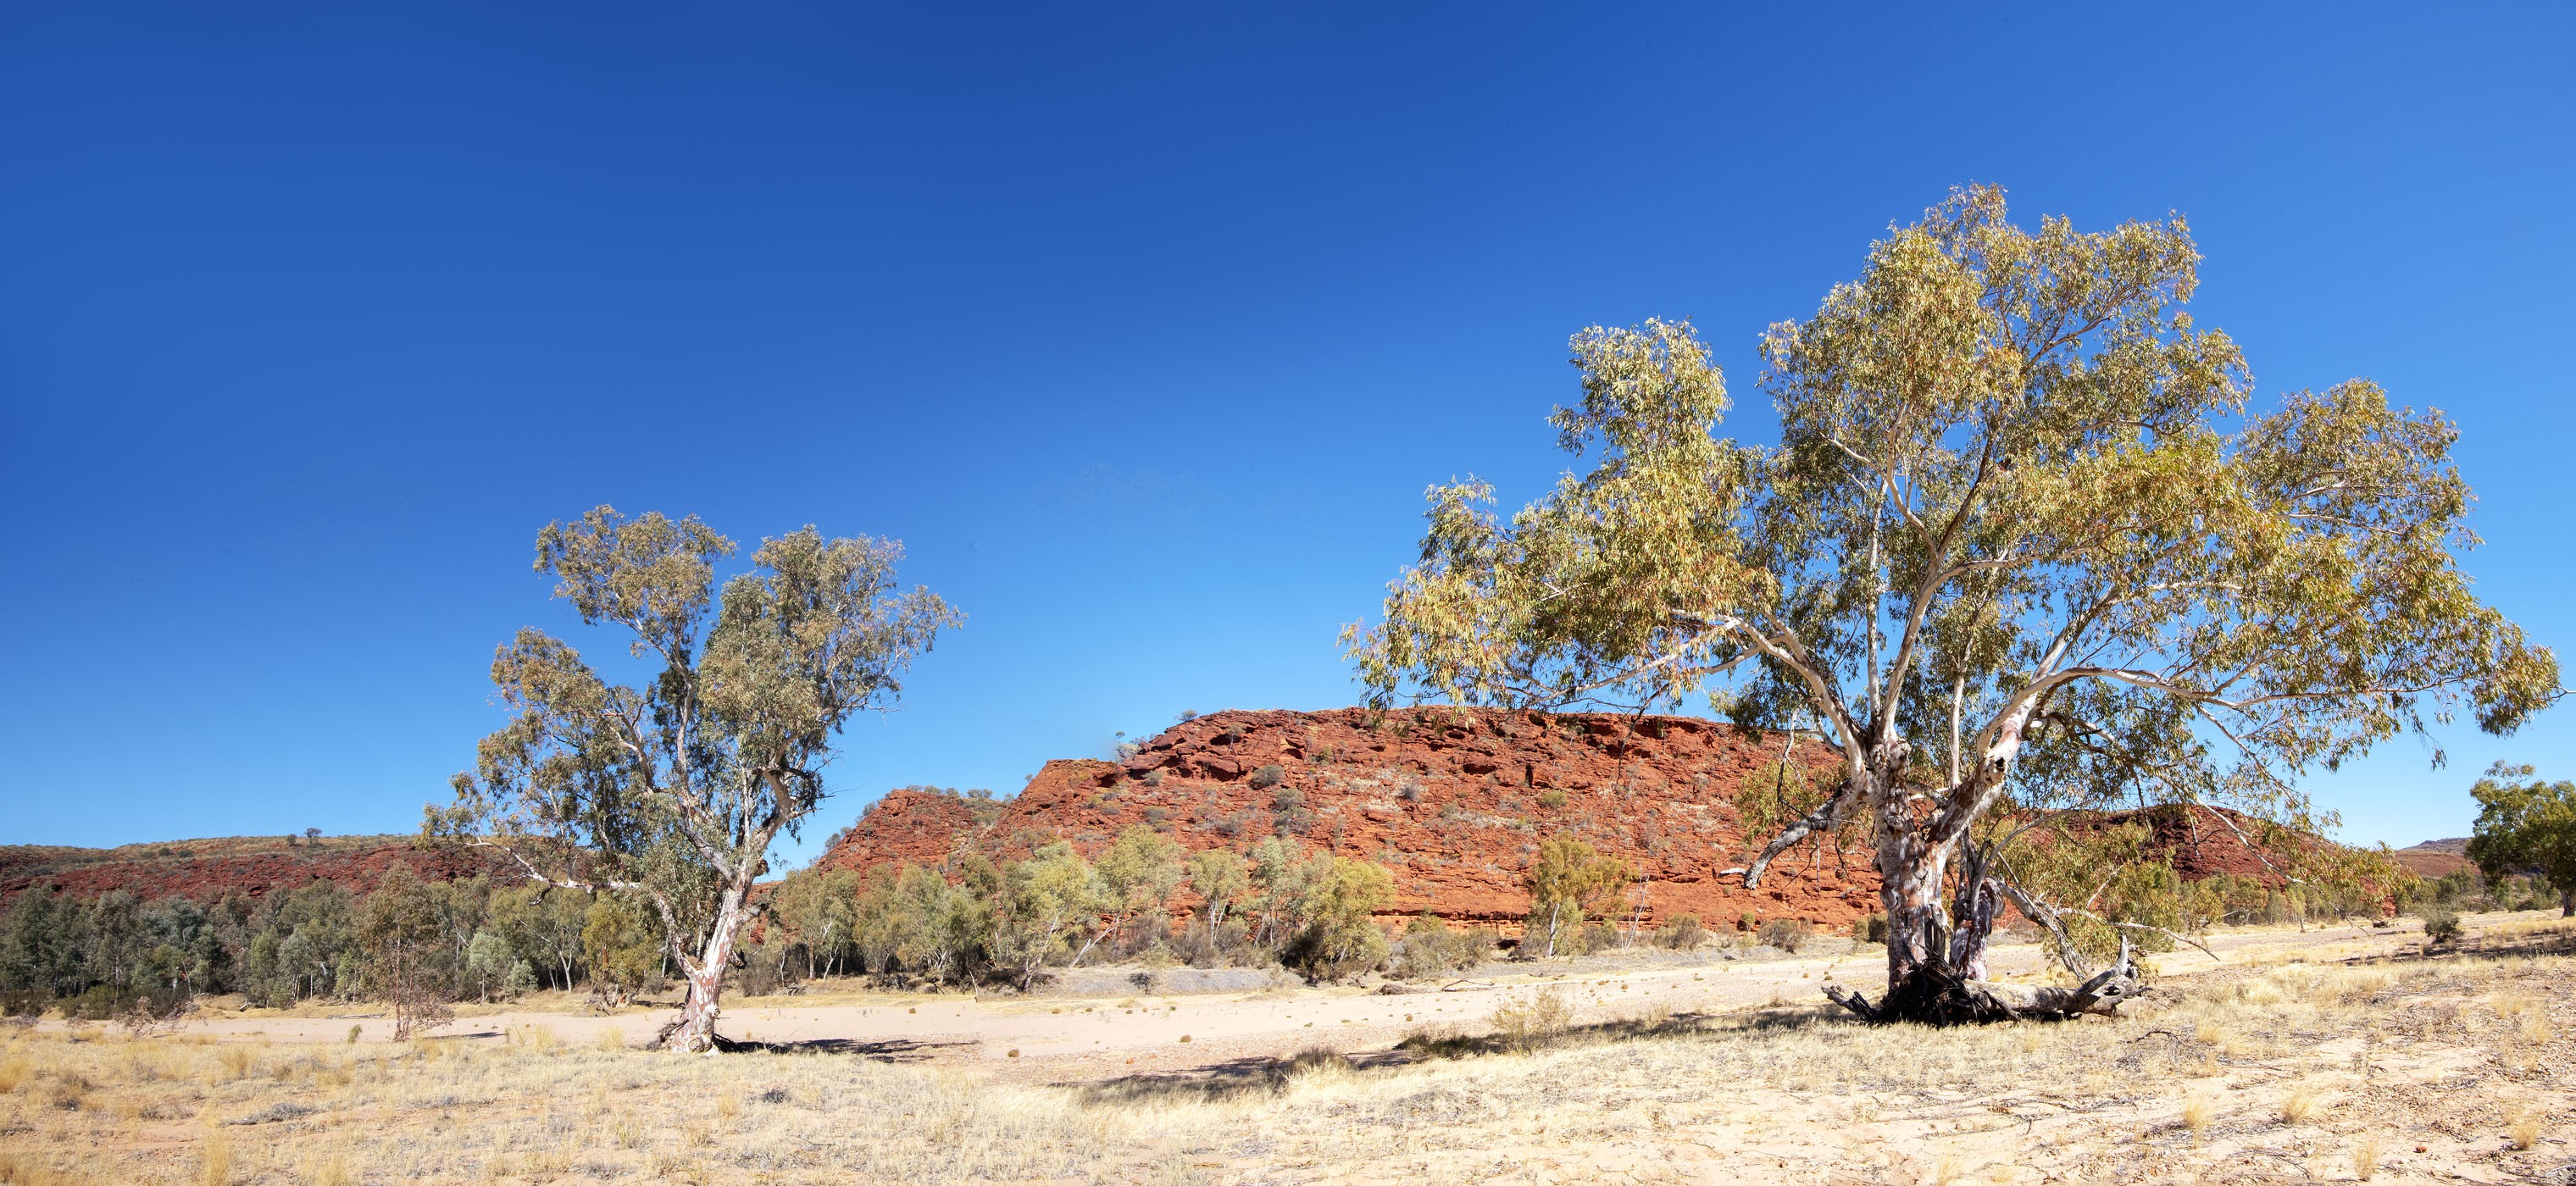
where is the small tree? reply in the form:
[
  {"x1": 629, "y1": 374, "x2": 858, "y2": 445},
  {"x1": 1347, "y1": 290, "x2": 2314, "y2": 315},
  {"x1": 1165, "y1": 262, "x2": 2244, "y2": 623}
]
[
  {"x1": 1521, "y1": 834, "x2": 1630, "y2": 958},
  {"x1": 580, "y1": 894, "x2": 663, "y2": 1006},
  {"x1": 1185, "y1": 848, "x2": 1250, "y2": 933},
  {"x1": 461, "y1": 929, "x2": 521, "y2": 1001},
  {"x1": 992, "y1": 843, "x2": 1107, "y2": 989},
  {"x1": 489, "y1": 884, "x2": 590, "y2": 990},
  {"x1": 1348, "y1": 188, "x2": 2557, "y2": 1023},
  {"x1": 358, "y1": 865, "x2": 453, "y2": 1040},
  {"x1": 1246, "y1": 836, "x2": 1334, "y2": 950},
  {"x1": 1095, "y1": 826, "x2": 1185, "y2": 953},
  {"x1": 1280, "y1": 856, "x2": 1395, "y2": 980},
  {"x1": 768, "y1": 867, "x2": 861, "y2": 980},
  {"x1": 436, "y1": 507, "x2": 956, "y2": 1050},
  {"x1": 2467, "y1": 762, "x2": 2576, "y2": 917}
]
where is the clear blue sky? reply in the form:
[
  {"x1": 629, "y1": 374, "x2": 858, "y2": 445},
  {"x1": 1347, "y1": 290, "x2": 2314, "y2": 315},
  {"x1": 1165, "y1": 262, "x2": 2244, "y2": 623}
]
[{"x1": 3, "y1": 5, "x2": 2568, "y2": 866}]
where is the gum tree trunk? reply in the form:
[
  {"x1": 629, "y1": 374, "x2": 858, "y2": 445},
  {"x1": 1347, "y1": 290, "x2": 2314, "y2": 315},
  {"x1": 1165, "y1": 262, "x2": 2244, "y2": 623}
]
[{"x1": 662, "y1": 885, "x2": 752, "y2": 1053}]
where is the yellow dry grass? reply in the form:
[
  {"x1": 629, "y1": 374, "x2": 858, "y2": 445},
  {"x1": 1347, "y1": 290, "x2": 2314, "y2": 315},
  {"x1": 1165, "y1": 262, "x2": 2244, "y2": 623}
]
[{"x1": 0, "y1": 920, "x2": 2567, "y2": 1183}]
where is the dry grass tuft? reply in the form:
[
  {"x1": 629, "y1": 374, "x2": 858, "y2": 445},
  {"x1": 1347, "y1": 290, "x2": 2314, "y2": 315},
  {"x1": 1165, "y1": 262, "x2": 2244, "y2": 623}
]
[
  {"x1": 194, "y1": 1133, "x2": 231, "y2": 1186},
  {"x1": 2503, "y1": 1102, "x2": 2540, "y2": 1151},
  {"x1": 2351, "y1": 1130, "x2": 2382, "y2": 1180},
  {"x1": 2179, "y1": 1092, "x2": 2214, "y2": 1138},
  {"x1": 2276, "y1": 1082, "x2": 2320, "y2": 1124}
]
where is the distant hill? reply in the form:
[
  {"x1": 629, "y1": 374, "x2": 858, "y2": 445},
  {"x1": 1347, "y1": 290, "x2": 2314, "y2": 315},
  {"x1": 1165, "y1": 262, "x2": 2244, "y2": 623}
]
[
  {"x1": 2391, "y1": 838, "x2": 2474, "y2": 879},
  {"x1": 0, "y1": 834, "x2": 514, "y2": 904}
]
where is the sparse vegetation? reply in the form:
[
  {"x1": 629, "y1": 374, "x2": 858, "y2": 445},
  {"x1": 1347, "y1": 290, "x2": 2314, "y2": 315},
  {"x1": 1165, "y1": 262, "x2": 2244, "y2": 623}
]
[
  {"x1": 1755, "y1": 917, "x2": 1812, "y2": 954},
  {"x1": 0, "y1": 917, "x2": 2568, "y2": 1182}
]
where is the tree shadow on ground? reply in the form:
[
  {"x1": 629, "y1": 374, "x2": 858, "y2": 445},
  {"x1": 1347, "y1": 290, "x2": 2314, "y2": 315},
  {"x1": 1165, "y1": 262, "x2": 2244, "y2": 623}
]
[
  {"x1": 708, "y1": 1034, "x2": 977, "y2": 1062},
  {"x1": 1068, "y1": 1004, "x2": 1858, "y2": 1106},
  {"x1": 2342, "y1": 920, "x2": 2576, "y2": 967}
]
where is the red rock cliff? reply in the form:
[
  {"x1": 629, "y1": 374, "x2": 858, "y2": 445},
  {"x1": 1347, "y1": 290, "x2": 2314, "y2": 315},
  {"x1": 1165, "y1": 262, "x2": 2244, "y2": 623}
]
[{"x1": 818, "y1": 707, "x2": 1879, "y2": 930}]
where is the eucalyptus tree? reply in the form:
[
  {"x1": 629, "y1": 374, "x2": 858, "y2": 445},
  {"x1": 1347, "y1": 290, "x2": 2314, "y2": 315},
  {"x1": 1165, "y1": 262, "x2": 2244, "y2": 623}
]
[
  {"x1": 1346, "y1": 187, "x2": 2557, "y2": 1022},
  {"x1": 2467, "y1": 762, "x2": 2576, "y2": 917},
  {"x1": 435, "y1": 507, "x2": 958, "y2": 1050}
]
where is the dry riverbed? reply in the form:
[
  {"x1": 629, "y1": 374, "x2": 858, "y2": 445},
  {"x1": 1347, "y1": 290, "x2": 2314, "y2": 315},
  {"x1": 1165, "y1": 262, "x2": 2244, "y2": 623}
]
[{"x1": 2, "y1": 912, "x2": 2568, "y2": 1183}]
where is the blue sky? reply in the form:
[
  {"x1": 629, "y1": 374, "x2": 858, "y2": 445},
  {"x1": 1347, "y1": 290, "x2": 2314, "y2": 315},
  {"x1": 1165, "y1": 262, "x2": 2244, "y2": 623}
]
[{"x1": 3, "y1": 5, "x2": 2568, "y2": 866}]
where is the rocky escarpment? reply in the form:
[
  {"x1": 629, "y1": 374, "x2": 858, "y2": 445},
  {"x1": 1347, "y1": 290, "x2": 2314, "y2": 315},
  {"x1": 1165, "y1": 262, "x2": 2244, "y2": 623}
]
[{"x1": 819, "y1": 707, "x2": 1879, "y2": 930}]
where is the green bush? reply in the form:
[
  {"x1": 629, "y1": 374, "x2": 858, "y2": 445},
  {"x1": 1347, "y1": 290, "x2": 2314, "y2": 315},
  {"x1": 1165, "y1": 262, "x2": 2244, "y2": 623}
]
[
  {"x1": 0, "y1": 989, "x2": 51, "y2": 1018},
  {"x1": 1249, "y1": 764, "x2": 1286, "y2": 790},
  {"x1": 1655, "y1": 914, "x2": 1707, "y2": 950},
  {"x1": 60, "y1": 983, "x2": 183, "y2": 1022},
  {"x1": 1394, "y1": 915, "x2": 1494, "y2": 978},
  {"x1": 2422, "y1": 905, "x2": 2462, "y2": 944},
  {"x1": 1851, "y1": 912, "x2": 1890, "y2": 945}
]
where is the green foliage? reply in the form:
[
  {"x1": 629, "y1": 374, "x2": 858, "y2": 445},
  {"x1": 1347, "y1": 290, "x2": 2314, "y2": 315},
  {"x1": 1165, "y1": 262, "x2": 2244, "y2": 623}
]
[
  {"x1": 2467, "y1": 762, "x2": 2576, "y2": 916},
  {"x1": 1278, "y1": 857, "x2": 1395, "y2": 982},
  {"x1": 1096, "y1": 826, "x2": 1185, "y2": 954},
  {"x1": 767, "y1": 867, "x2": 863, "y2": 979},
  {"x1": 434, "y1": 507, "x2": 958, "y2": 1046},
  {"x1": 487, "y1": 884, "x2": 591, "y2": 990},
  {"x1": 2422, "y1": 905, "x2": 2462, "y2": 944},
  {"x1": 459, "y1": 929, "x2": 519, "y2": 1000},
  {"x1": 1394, "y1": 913, "x2": 1494, "y2": 978},
  {"x1": 1345, "y1": 187, "x2": 2557, "y2": 986},
  {"x1": 357, "y1": 864, "x2": 454, "y2": 1039},
  {"x1": 581, "y1": 894, "x2": 663, "y2": 1006},
  {"x1": 990, "y1": 843, "x2": 1106, "y2": 989},
  {"x1": 1185, "y1": 849, "x2": 1249, "y2": 928},
  {"x1": 1520, "y1": 834, "x2": 1630, "y2": 958}
]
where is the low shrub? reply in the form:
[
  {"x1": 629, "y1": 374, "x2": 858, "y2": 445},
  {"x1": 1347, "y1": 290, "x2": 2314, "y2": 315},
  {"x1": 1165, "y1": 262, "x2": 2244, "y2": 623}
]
[
  {"x1": 1757, "y1": 917, "x2": 1813, "y2": 953},
  {"x1": 1488, "y1": 985, "x2": 1574, "y2": 1050},
  {"x1": 1852, "y1": 912, "x2": 1890, "y2": 945},
  {"x1": 1394, "y1": 915, "x2": 1495, "y2": 978},
  {"x1": 0, "y1": 989, "x2": 49, "y2": 1018},
  {"x1": 1655, "y1": 914, "x2": 1707, "y2": 950},
  {"x1": 2422, "y1": 906, "x2": 2462, "y2": 945},
  {"x1": 1249, "y1": 765, "x2": 1286, "y2": 790}
]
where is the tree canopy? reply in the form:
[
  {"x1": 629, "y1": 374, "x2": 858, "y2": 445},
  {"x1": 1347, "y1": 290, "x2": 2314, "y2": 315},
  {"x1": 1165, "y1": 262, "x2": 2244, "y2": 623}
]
[
  {"x1": 434, "y1": 506, "x2": 957, "y2": 1050},
  {"x1": 2466, "y1": 762, "x2": 2576, "y2": 917},
  {"x1": 1347, "y1": 186, "x2": 2558, "y2": 1020}
]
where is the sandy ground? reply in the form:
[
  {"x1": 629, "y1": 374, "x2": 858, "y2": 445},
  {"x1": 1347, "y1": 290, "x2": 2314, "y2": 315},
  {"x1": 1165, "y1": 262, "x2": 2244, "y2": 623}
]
[
  {"x1": 6, "y1": 912, "x2": 2567, "y2": 1183},
  {"x1": 108, "y1": 916, "x2": 2434, "y2": 1083}
]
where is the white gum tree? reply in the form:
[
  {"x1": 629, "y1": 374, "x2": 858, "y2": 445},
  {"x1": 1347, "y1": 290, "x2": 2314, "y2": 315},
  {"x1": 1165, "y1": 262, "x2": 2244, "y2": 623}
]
[
  {"x1": 1346, "y1": 187, "x2": 2558, "y2": 1023},
  {"x1": 435, "y1": 507, "x2": 958, "y2": 1050}
]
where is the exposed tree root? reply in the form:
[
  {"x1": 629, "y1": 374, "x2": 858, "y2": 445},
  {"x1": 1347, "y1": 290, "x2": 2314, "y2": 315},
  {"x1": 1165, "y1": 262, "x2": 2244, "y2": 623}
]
[{"x1": 1824, "y1": 960, "x2": 2139, "y2": 1025}]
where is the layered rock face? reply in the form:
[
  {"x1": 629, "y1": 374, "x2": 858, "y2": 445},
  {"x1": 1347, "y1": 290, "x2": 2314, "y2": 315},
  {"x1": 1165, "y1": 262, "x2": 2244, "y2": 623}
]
[{"x1": 818, "y1": 707, "x2": 1881, "y2": 930}]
